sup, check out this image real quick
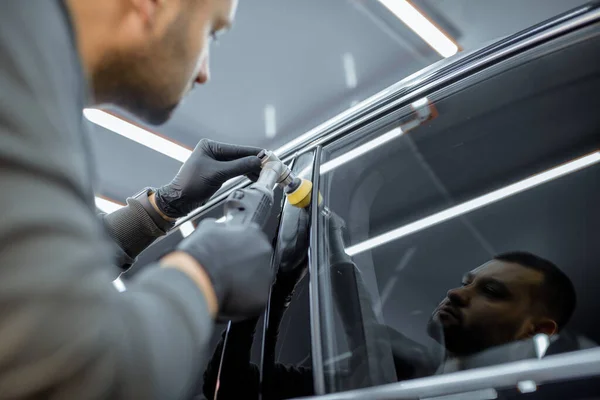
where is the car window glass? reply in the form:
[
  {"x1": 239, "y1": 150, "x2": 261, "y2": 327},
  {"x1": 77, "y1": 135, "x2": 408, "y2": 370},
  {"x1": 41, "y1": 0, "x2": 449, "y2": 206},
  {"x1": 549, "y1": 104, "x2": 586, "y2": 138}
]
[{"x1": 314, "y1": 25, "x2": 600, "y2": 395}]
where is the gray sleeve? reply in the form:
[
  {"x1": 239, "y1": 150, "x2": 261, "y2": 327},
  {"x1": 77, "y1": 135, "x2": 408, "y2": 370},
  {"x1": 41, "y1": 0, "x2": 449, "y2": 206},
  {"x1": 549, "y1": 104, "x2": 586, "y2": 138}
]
[
  {"x1": 0, "y1": 2, "x2": 212, "y2": 399},
  {"x1": 100, "y1": 198, "x2": 171, "y2": 269},
  {"x1": 0, "y1": 136, "x2": 213, "y2": 399}
]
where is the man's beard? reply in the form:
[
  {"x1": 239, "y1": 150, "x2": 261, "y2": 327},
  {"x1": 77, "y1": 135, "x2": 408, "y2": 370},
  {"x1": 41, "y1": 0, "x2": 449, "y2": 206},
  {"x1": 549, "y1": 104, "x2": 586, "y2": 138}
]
[
  {"x1": 92, "y1": 52, "x2": 178, "y2": 124},
  {"x1": 426, "y1": 314, "x2": 487, "y2": 356},
  {"x1": 427, "y1": 315, "x2": 523, "y2": 356},
  {"x1": 91, "y1": 16, "x2": 191, "y2": 125}
]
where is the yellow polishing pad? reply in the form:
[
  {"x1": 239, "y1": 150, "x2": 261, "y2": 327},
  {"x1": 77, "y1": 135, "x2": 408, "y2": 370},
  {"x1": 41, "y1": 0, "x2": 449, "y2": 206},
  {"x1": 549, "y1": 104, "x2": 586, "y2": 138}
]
[{"x1": 286, "y1": 178, "x2": 313, "y2": 209}]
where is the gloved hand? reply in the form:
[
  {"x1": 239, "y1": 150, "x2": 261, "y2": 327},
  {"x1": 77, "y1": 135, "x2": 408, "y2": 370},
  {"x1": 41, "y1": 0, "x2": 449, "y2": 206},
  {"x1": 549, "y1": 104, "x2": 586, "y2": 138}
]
[
  {"x1": 325, "y1": 210, "x2": 352, "y2": 266},
  {"x1": 155, "y1": 139, "x2": 263, "y2": 218},
  {"x1": 177, "y1": 218, "x2": 274, "y2": 321}
]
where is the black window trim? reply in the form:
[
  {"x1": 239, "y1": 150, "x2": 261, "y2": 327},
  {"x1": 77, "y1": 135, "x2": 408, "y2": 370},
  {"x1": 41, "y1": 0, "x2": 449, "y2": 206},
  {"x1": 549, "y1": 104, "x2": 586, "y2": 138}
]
[{"x1": 299, "y1": 8, "x2": 600, "y2": 400}]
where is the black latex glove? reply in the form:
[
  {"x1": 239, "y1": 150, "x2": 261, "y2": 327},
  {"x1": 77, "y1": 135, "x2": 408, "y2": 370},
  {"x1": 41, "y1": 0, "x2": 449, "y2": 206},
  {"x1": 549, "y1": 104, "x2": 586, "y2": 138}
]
[
  {"x1": 155, "y1": 139, "x2": 263, "y2": 218},
  {"x1": 177, "y1": 218, "x2": 274, "y2": 322}
]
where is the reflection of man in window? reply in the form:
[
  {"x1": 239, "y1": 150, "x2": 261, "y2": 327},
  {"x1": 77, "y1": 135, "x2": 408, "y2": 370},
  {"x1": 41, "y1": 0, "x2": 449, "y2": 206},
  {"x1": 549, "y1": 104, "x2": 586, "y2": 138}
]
[
  {"x1": 338, "y1": 250, "x2": 578, "y2": 381},
  {"x1": 203, "y1": 234, "x2": 578, "y2": 399},
  {"x1": 428, "y1": 251, "x2": 577, "y2": 358}
]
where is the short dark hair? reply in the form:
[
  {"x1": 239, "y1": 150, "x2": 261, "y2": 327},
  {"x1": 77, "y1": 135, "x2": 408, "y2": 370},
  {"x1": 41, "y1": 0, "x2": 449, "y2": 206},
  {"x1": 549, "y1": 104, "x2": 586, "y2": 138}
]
[{"x1": 493, "y1": 251, "x2": 576, "y2": 331}]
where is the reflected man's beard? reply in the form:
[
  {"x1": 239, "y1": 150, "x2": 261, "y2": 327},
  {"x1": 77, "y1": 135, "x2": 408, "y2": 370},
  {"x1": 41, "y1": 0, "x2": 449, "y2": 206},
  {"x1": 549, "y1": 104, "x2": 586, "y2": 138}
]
[
  {"x1": 426, "y1": 313, "x2": 482, "y2": 356},
  {"x1": 427, "y1": 313, "x2": 519, "y2": 356}
]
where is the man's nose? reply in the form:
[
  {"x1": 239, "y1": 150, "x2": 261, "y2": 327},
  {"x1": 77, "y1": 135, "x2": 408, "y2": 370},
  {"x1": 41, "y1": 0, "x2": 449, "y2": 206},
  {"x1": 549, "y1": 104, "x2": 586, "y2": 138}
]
[
  {"x1": 447, "y1": 286, "x2": 469, "y2": 307},
  {"x1": 195, "y1": 56, "x2": 210, "y2": 85}
]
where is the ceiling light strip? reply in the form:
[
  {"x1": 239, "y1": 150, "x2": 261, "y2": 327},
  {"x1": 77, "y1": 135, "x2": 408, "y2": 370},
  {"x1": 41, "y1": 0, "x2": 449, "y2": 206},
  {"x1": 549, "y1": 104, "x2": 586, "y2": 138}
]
[
  {"x1": 84, "y1": 109, "x2": 192, "y2": 163},
  {"x1": 346, "y1": 152, "x2": 600, "y2": 256},
  {"x1": 264, "y1": 105, "x2": 277, "y2": 139},
  {"x1": 320, "y1": 97, "x2": 432, "y2": 175},
  {"x1": 320, "y1": 127, "x2": 404, "y2": 174},
  {"x1": 113, "y1": 277, "x2": 127, "y2": 292},
  {"x1": 378, "y1": 0, "x2": 459, "y2": 58},
  {"x1": 95, "y1": 196, "x2": 230, "y2": 224},
  {"x1": 95, "y1": 196, "x2": 124, "y2": 213},
  {"x1": 179, "y1": 221, "x2": 196, "y2": 238},
  {"x1": 343, "y1": 53, "x2": 358, "y2": 89}
]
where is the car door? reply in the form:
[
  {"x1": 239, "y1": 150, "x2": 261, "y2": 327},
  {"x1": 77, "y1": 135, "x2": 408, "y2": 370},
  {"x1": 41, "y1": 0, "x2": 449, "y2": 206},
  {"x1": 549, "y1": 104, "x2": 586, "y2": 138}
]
[
  {"x1": 197, "y1": 151, "x2": 317, "y2": 400},
  {"x1": 303, "y1": 6, "x2": 600, "y2": 400},
  {"x1": 121, "y1": 178, "x2": 286, "y2": 399}
]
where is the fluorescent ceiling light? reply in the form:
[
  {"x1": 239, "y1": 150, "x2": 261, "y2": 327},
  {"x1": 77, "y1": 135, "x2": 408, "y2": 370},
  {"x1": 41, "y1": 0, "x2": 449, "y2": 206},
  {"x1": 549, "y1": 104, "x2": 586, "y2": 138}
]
[
  {"x1": 264, "y1": 105, "x2": 277, "y2": 139},
  {"x1": 84, "y1": 109, "x2": 191, "y2": 163},
  {"x1": 517, "y1": 380, "x2": 537, "y2": 394},
  {"x1": 534, "y1": 334, "x2": 550, "y2": 359},
  {"x1": 320, "y1": 97, "x2": 429, "y2": 175},
  {"x1": 179, "y1": 221, "x2": 195, "y2": 238},
  {"x1": 95, "y1": 196, "x2": 124, "y2": 213},
  {"x1": 113, "y1": 277, "x2": 126, "y2": 292},
  {"x1": 346, "y1": 152, "x2": 600, "y2": 256},
  {"x1": 379, "y1": 0, "x2": 459, "y2": 58},
  {"x1": 342, "y1": 53, "x2": 358, "y2": 89},
  {"x1": 320, "y1": 127, "x2": 403, "y2": 174},
  {"x1": 213, "y1": 215, "x2": 231, "y2": 224},
  {"x1": 411, "y1": 97, "x2": 429, "y2": 108}
]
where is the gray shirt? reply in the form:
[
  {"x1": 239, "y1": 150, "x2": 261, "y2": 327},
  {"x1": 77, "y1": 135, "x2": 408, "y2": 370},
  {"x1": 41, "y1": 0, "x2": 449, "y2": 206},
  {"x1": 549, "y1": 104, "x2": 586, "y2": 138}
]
[{"x1": 0, "y1": 2, "x2": 212, "y2": 399}]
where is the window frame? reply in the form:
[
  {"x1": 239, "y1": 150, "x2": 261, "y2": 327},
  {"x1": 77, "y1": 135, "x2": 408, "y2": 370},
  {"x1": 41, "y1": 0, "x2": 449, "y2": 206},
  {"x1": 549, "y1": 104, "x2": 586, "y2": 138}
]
[
  {"x1": 258, "y1": 150, "x2": 317, "y2": 396},
  {"x1": 302, "y1": 5, "x2": 600, "y2": 400},
  {"x1": 309, "y1": 145, "x2": 327, "y2": 395},
  {"x1": 170, "y1": 2, "x2": 599, "y2": 232},
  {"x1": 151, "y1": 4, "x2": 600, "y2": 398}
]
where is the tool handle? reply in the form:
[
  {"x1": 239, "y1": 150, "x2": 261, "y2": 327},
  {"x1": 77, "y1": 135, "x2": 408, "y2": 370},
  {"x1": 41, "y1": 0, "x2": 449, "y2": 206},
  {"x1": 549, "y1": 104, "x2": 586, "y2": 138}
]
[{"x1": 223, "y1": 184, "x2": 275, "y2": 228}]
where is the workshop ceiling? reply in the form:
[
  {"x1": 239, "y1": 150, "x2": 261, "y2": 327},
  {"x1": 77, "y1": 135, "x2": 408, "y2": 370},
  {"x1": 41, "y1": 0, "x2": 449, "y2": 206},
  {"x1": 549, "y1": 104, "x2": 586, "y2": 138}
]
[{"x1": 88, "y1": 0, "x2": 589, "y2": 203}]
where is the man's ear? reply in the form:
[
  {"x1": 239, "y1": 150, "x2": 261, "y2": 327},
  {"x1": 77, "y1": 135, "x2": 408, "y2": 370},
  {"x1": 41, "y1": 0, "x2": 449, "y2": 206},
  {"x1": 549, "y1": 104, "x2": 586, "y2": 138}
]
[{"x1": 533, "y1": 319, "x2": 558, "y2": 337}]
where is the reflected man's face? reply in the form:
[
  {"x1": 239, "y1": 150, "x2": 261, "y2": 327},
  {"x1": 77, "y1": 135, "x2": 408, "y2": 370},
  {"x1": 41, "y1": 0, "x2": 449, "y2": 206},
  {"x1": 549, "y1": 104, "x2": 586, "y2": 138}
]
[{"x1": 428, "y1": 260, "x2": 556, "y2": 356}]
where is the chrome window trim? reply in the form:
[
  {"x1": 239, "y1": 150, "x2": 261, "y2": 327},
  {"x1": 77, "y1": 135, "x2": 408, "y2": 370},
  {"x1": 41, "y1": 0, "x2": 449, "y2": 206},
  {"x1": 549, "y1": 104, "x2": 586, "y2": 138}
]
[
  {"x1": 173, "y1": 3, "x2": 599, "y2": 229},
  {"x1": 273, "y1": 3, "x2": 598, "y2": 159},
  {"x1": 309, "y1": 145, "x2": 326, "y2": 395},
  {"x1": 292, "y1": 347, "x2": 600, "y2": 400}
]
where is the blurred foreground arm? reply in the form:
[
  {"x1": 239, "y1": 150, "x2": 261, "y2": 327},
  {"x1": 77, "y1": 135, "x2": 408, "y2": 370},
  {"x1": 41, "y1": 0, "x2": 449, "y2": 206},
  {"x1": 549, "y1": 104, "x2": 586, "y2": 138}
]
[{"x1": 0, "y1": 3, "x2": 272, "y2": 399}]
